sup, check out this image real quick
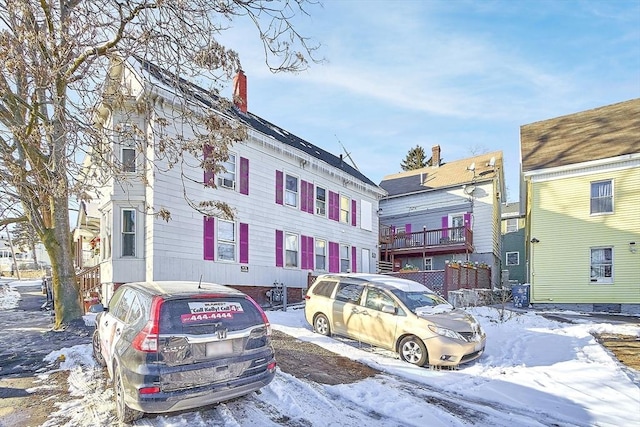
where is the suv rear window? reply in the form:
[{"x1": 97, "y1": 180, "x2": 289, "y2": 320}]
[
  {"x1": 159, "y1": 297, "x2": 263, "y2": 335},
  {"x1": 310, "y1": 280, "x2": 337, "y2": 298}
]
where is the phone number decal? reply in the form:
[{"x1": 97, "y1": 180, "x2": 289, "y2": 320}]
[{"x1": 181, "y1": 311, "x2": 236, "y2": 323}]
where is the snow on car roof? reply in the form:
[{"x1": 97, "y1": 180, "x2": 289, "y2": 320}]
[{"x1": 323, "y1": 273, "x2": 429, "y2": 292}]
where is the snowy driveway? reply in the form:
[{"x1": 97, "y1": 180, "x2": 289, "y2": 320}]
[{"x1": 1, "y1": 280, "x2": 639, "y2": 426}]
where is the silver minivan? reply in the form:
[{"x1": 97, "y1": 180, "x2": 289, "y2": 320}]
[{"x1": 304, "y1": 273, "x2": 486, "y2": 367}]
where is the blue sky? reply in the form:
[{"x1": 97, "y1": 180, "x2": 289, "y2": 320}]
[{"x1": 219, "y1": 0, "x2": 640, "y2": 202}]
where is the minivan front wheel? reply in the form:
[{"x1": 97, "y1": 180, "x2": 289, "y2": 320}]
[
  {"x1": 114, "y1": 365, "x2": 143, "y2": 423},
  {"x1": 399, "y1": 336, "x2": 428, "y2": 366},
  {"x1": 313, "y1": 313, "x2": 331, "y2": 336}
]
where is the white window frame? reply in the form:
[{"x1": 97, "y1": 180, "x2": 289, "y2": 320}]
[
  {"x1": 285, "y1": 174, "x2": 298, "y2": 207},
  {"x1": 121, "y1": 209, "x2": 136, "y2": 257},
  {"x1": 102, "y1": 209, "x2": 112, "y2": 260},
  {"x1": 506, "y1": 251, "x2": 519, "y2": 266},
  {"x1": 315, "y1": 186, "x2": 326, "y2": 216},
  {"x1": 590, "y1": 247, "x2": 613, "y2": 284},
  {"x1": 315, "y1": 238, "x2": 327, "y2": 271},
  {"x1": 506, "y1": 218, "x2": 518, "y2": 233},
  {"x1": 424, "y1": 257, "x2": 433, "y2": 270},
  {"x1": 340, "y1": 244, "x2": 350, "y2": 273},
  {"x1": 590, "y1": 179, "x2": 613, "y2": 215},
  {"x1": 217, "y1": 152, "x2": 237, "y2": 190},
  {"x1": 340, "y1": 195, "x2": 350, "y2": 224},
  {"x1": 117, "y1": 123, "x2": 140, "y2": 173},
  {"x1": 449, "y1": 212, "x2": 465, "y2": 241},
  {"x1": 285, "y1": 232, "x2": 299, "y2": 268},
  {"x1": 217, "y1": 219, "x2": 236, "y2": 262}
]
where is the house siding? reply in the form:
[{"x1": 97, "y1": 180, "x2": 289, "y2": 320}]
[
  {"x1": 529, "y1": 167, "x2": 640, "y2": 304},
  {"x1": 90, "y1": 61, "x2": 385, "y2": 298},
  {"x1": 117, "y1": 109, "x2": 380, "y2": 289},
  {"x1": 379, "y1": 180, "x2": 502, "y2": 285}
]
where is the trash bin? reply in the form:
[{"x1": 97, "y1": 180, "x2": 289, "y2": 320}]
[{"x1": 512, "y1": 284, "x2": 530, "y2": 308}]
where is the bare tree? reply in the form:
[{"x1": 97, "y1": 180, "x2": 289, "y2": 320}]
[
  {"x1": 0, "y1": 0, "x2": 320, "y2": 328},
  {"x1": 11, "y1": 221, "x2": 40, "y2": 267}
]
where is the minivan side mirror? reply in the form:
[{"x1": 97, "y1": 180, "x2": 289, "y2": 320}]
[{"x1": 381, "y1": 304, "x2": 397, "y2": 315}]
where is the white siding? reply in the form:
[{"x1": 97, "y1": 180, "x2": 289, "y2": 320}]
[{"x1": 101, "y1": 98, "x2": 382, "y2": 289}]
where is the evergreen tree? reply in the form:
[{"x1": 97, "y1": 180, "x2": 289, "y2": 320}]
[{"x1": 400, "y1": 145, "x2": 430, "y2": 171}]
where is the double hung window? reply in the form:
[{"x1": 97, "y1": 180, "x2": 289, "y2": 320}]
[
  {"x1": 590, "y1": 180, "x2": 613, "y2": 214},
  {"x1": 217, "y1": 220, "x2": 236, "y2": 261},
  {"x1": 590, "y1": 247, "x2": 613, "y2": 284},
  {"x1": 285, "y1": 175, "x2": 298, "y2": 207},
  {"x1": 122, "y1": 209, "x2": 135, "y2": 257}
]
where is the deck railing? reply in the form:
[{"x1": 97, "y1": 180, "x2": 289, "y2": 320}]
[{"x1": 379, "y1": 226, "x2": 472, "y2": 251}]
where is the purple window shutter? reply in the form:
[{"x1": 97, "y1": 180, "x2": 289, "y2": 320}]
[
  {"x1": 351, "y1": 199, "x2": 357, "y2": 226},
  {"x1": 275, "y1": 230, "x2": 284, "y2": 267},
  {"x1": 307, "y1": 235, "x2": 314, "y2": 269},
  {"x1": 307, "y1": 182, "x2": 314, "y2": 214},
  {"x1": 301, "y1": 235, "x2": 314, "y2": 269},
  {"x1": 328, "y1": 191, "x2": 335, "y2": 220},
  {"x1": 300, "y1": 235, "x2": 308, "y2": 269},
  {"x1": 329, "y1": 191, "x2": 339, "y2": 221},
  {"x1": 464, "y1": 213, "x2": 471, "y2": 229},
  {"x1": 203, "y1": 217, "x2": 215, "y2": 260},
  {"x1": 301, "y1": 180, "x2": 308, "y2": 213},
  {"x1": 329, "y1": 242, "x2": 339, "y2": 273},
  {"x1": 203, "y1": 145, "x2": 214, "y2": 187},
  {"x1": 275, "y1": 170, "x2": 283, "y2": 205},
  {"x1": 351, "y1": 246, "x2": 357, "y2": 273},
  {"x1": 441, "y1": 216, "x2": 449, "y2": 238},
  {"x1": 405, "y1": 224, "x2": 412, "y2": 234},
  {"x1": 239, "y1": 157, "x2": 249, "y2": 195},
  {"x1": 239, "y1": 223, "x2": 249, "y2": 264}
]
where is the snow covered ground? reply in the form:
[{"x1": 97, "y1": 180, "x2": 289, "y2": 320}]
[{"x1": 1, "y1": 279, "x2": 639, "y2": 426}]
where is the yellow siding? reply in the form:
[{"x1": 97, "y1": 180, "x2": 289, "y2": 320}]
[{"x1": 530, "y1": 167, "x2": 640, "y2": 304}]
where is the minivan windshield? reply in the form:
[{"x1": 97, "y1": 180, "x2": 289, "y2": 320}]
[{"x1": 390, "y1": 289, "x2": 452, "y2": 313}]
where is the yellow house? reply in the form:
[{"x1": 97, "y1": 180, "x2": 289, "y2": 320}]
[{"x1": 520, "y1": 99, "x2": 640, "y2": 314}]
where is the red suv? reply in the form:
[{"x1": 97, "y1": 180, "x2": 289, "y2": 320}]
[{"x1": 92, "y1": 281, "x2": 276, "y2": 422}]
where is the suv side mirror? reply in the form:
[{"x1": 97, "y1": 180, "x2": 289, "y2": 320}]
[{"x1": 89, "y1": 303, "x2": 106, "y2": 313}]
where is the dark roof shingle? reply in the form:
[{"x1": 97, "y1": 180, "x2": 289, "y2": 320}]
[{"x1": 135, "y1": 58, "x2": 377, "y2": 187}]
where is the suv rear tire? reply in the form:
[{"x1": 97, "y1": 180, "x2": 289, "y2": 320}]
[{"x1": 114, "y1": 365, "x2": 143, "y2": 423}]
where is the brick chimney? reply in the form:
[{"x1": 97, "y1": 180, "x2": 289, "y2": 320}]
[
  {"x1": 233, "y1": 69, "x2": 247, "y2": 113},
  {"x1": 432, "y1": 145, "x2": 441, "y2": 167}
]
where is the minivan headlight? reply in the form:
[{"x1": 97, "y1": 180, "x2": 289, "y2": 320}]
[{"x1": 428, "y1": 324, "x2": 465, "y2": 341}]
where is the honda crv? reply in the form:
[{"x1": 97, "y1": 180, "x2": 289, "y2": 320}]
[
  {"x1": 92, "y1": 281, "x2": 276, "y2": 422},
  {"x1": 304, "y1": 273, "x2": 485, "y2": 367}
]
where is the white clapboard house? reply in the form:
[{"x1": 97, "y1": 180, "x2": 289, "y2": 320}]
[{"x1": 74, "y1": 57, "x2": 385, "y2": 305}]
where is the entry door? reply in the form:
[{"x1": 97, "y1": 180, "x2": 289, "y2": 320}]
[
  {"x1": 361, "y1": 249, "x2": 371, "y2": 273},
  {"x1": 451, "y1": 214, "x2": 464, "y2": 241}
]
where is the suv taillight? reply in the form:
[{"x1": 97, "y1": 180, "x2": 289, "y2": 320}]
[
  {"x1": 132, "y1": 296, "x2": 163, "y2": 353},
  {"x1": 247, "y1": 295, "x2": 272, "y2": 336}
]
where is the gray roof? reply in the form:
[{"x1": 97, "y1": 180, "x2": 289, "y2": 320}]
[{"x1": 135, "y1": 58, "x2": 378, "y2": 188}]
